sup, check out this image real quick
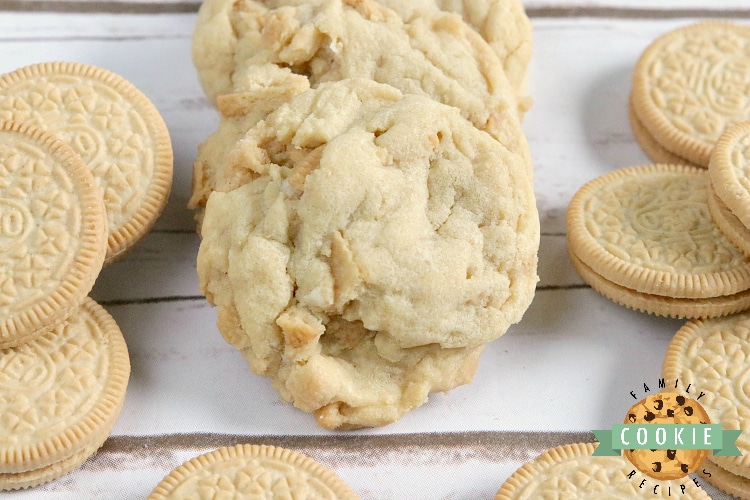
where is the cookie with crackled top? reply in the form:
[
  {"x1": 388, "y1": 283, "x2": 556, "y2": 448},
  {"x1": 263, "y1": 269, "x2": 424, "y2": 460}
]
[
  {"x1": 197, "y1": 78, "x2": 539, "y2": 429},
  {"x1": 189, "y1": 0, "x2": 530, "y2": 216},
  {"x1": 192, "y1": 0, "x2": 531, "y2": 111}
]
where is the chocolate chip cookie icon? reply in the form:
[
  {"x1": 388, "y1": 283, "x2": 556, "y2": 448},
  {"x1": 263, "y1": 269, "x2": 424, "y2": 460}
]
[{"x1": 623, "y1": 392, "x2": 711, "y2": 480}]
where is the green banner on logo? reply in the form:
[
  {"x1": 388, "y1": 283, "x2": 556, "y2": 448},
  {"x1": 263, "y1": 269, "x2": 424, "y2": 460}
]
[{"x1": 592, "y1": 425, "x2": 742, "y2": 456}]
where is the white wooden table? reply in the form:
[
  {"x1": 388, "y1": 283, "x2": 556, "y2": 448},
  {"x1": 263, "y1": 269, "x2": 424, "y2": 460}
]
[{"x1": 0, "y1": 1, "x2": 745, "y2": 498}]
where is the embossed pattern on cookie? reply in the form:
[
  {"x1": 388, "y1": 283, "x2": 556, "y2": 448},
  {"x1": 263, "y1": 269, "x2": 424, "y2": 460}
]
[
  {"x1": 631, "y1": 21, "x2": 750, "y2": 167},
  {"x1": 709, "y1": 121, "x2": 750, "y2": 233},
  {"x1": 147, "y1": 444, "x2": 360, "y2": 499},
  {"x1": 0, "y1": 297, "x2": 130, "y2": 488},
  {"x1": 494, "y1": 442, "x2": 711, "y2": 499},
  {"x1": 623, "y1": 393, "x2": 710, "y2": 481},
  {"x1": 0, "y1": 61, "x2": 173, "y2": 264},
  {"x1": 566, "y1": 164, "x2": 750, "y2": 300},
  {"x1": 663, "y1": 312, "x2": 750, "y2": 481},
  {"x1": 0, "y1": 121, "x2": 106, "y2": 349}
]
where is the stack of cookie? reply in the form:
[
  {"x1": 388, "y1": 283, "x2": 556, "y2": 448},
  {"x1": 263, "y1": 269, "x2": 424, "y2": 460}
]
[
  {"x1": 629, "y1": 21, "x2": 750, "y2": 170},
  {"x1": 663, "y1": 313, "x2": 750, "y2": 499},
  {"x1": 708, "y1": 122, "x2": 750, "y2": 258},
  {"x1": 0, "y1": 61, "x2": 174, "y2": 489},
  {"x1": 567, "y1": 21, "x2": 750, "y2": 320},
  {"x1": 566, "y1": 163, "x2": 750, "y2": 319},
  {"x1": 190, "y1": 0, "x2": 540, "y2": 429}
]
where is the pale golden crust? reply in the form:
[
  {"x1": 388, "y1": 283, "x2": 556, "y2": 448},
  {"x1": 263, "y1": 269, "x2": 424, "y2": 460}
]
[
  {"x1": 707, "y1": 179, "x2": 750, "y2": 257},
  {"x1": 376, "y1": 0, "x2": 532, "y2": 111},
  {"x1": 0, "y1": 61, "x2": 174, "y2": 264},
  {"x1": 566, "y1": 164, "x2": 750, "y2": 300},
  {"x1": 0, "y1": 121, "x2": 106, "y2": 349},
  {"x1": 0, "y1": 297, "x2": 130, "y2": 476},
  {"x1": 708, "y1": 121, "x2": 750, "y2": 233},
  {"x1": 568, "y1": 251, "x2": 750, "y2": 319},
  {"x1": 495, "y1": 442, "x2": 711, "y2": 499},
  {"x1": 631, "y1": 21, "x2": 750, "y2": 167},
  {"x1": 663, "y1": 313, "x2": 750, "y2": 480},
  {"x1": 700, "y1": 459, "x2": 750, "y2": 500},
  {"x1": 191, "y1": 0, "x2": 525, "y2": 150},
  {"x1": 197, "y1": 79, "x2": 538, "y2": 429},
  {"x1": 147, "y1": 444, "x2": 359, "y2": 499},
  {"x1": 192, "y1": 0, "x2": 532, "y2": 110}
]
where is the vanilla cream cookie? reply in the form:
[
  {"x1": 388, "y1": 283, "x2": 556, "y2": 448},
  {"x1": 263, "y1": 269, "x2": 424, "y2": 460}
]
[
  {"x1": 631, "y1": 21, "x2": 750, "y2": 167},
  {"x1": 663, "y1": 312, "x2": 750, "y2": 482},
  {"x1": 197, "y1": 79, "x2": 539, "y2": 429},
  {"x1": 567, "y1": 163, "x2": 750, "y2": 318},
  {"x1": 0, "y1": 121, "x2": 106, "y2": 349},
  {"x1": 0, "y1": 61, "x2": 173, "y2": 264},
  {"x1": 148, "y1": 444, "x2": 359, "y2": 499},
  {"x1": 0, "y1": 297, "x2": 130, "y2": 489},
  {"x1": 708, "y1": 121, "x2": 750, "y2": 234},
  {"x1": 495, "y1": 442, "x2": 711, "y2": 499}
]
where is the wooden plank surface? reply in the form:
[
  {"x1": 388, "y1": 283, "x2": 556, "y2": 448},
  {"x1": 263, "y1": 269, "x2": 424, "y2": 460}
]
[{"x1": 0, "y1": 3, "x2": 746, "y2": 499}]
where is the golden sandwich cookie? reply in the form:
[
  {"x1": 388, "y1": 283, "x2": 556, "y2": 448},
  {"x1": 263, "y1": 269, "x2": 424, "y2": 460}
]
[
  {"x1": 147, "y1": 444, "x2": 359, "y2": 499},
  {"x1": 566, "y1": 163, "x2": 750, "y2": 318},
  {"x1": 700, "y1": 459, "x2": 750, "y2": 500},
  {"x1": 0, "y1": 120, "x2": 106, "y2": 349},
  {"x1": 631, "y1": 21, "x2": 750, "y2": 168},
  {"x1": 0, "y1": 61, "x2": 173, "y2": 264},
  {"x1": 495, "y1": 442, "x2": 711, "y2": 499},
  {"x1": 663, "y1": 312, "x2": 750, "y2": 485},
  {"x1": 0, "y1": 297, "x2": 130, "y2": 490}
]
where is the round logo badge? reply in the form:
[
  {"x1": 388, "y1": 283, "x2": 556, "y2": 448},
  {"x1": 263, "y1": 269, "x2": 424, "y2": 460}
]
[{"x1": 622, "y1": 392, "x2": 710, "y2": 480}]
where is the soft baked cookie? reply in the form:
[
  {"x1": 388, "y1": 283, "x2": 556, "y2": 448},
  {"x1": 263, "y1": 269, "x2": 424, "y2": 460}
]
[
  {"x1": 197, "y1": 79, "x2": 539, "y2": 429},
  {"x1": 188, "y1": 64, "x2": 310, "y2": 215},
  {"x1": 623, "y1": 393, "x2": 710, "y2": 481},
  {"x1": 192, "y1": 0, "x2": 532, "y2": 111},
  {"x1": 189, "y1": 0, "x2": 531, "y2": 214},
  {"x1": 191, "y1": 0, "x2": 524, "y2": 144},
  {"x1": 378, "y1": 0, "x2": 532, "y2": 112}
]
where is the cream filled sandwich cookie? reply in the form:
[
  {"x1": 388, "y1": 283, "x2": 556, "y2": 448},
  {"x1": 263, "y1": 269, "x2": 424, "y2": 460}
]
[
  {"x1": 0, "y1": 120, "x2": 106, "y2": 349},
  {"x1": 0, "y1": 61, "x2": 173, "y2": 264}
]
